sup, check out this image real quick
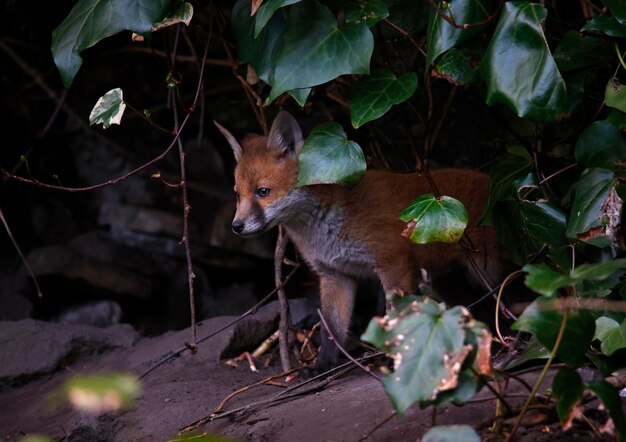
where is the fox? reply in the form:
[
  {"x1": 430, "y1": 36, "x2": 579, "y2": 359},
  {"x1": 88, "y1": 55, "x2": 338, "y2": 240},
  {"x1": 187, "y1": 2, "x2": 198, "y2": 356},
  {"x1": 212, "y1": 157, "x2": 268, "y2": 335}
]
[{"x1": 216, "y1": 111, "x2": 506, "y2": 374}]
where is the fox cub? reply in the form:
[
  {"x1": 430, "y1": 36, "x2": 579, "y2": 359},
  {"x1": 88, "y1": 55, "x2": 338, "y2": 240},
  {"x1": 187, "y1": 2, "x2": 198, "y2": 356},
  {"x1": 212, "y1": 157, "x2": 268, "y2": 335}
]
[{"x1": 217, "y1": 111, "x2": 505, "y2": 373}]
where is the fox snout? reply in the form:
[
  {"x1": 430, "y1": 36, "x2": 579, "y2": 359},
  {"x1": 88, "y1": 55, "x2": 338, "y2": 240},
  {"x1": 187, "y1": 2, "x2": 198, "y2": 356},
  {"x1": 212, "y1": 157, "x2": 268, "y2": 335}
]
[{"x1": 231, "y1": 220, "x2": 245, "y2": 234}]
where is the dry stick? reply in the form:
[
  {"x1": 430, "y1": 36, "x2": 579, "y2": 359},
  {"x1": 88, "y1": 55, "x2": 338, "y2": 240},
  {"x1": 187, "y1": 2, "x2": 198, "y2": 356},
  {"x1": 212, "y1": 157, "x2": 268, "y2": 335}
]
[
  {"x1": 214, "y1": 368, "x2": 297, "y2": 414},
  {"x1": 494, "y1": 270, "x2": 524, "y2": 347},
  {"x1": 357, "y1": 409, "x2": 397, "y2": 441},
  {"x1": 316, "y1": 308, "x2": 381, "y2": 381},
  {"x1": 505, "y1": 308, "x2": 569, "y2": 441},
  {"x1": 180, "y1": 352, "x2": 384, "y2": 432},
  {"x1": 138, "y1": 263, "x2": 300, "y2": 380},
  {"x1": 0, "y1": 206, "x2": 42, "y2": 297},
  {"x1": 274, "y1": 226, "x2": 292, "y2": 372},
  {"x1": 424, "y1": 0, "x2": 503, "y2": 30}
]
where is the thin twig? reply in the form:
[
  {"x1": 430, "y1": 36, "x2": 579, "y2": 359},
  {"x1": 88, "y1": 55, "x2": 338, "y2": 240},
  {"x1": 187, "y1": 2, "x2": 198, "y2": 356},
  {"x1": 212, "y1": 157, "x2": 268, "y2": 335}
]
[
  {"x1": 424, "y1": 0, "x2": 503, "y2": 31},
  {"x1": 317, "y1": 308, "x2": 381, "y2": 381},
  {"x1": 358, "y1": 409, "x2": 396, "y2": 441},
  {"x1": 138, "y1": 264, "x2": 300, "y2": 380},
  {"x1": 275, "y1": 226, "x2": 292, "y2": 372},
  {"x1": 0, "y1": 206, "x2": 42, "y2": 297}
]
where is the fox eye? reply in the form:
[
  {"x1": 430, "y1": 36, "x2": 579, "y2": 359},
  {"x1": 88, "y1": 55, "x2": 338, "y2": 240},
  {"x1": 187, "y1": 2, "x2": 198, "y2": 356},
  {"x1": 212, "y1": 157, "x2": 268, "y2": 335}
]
[{"x1": 256, "y1": 187, "x2": 271, "y2": 198}]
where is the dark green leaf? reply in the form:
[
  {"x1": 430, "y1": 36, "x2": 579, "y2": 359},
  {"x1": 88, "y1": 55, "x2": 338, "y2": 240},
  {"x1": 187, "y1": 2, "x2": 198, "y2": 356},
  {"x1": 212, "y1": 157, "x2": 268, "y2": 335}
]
[
  {"x1": 553, "y1": 31, "x2": 612, "y2": 72},
  {"x1": 51, "y1": 0, "x2": 169, "y2": 88},
  {"x1": 513, "y1": 297, "x2": 595, "y2": 366},
  {"x1": 552, "y1": 367, "x2": 584, "y2": 428},
  {"x1": 268, "y1": 0, "x2": 373, "y2": 101},
  {"x1": 523, "y1": 260, "x2": 626, "y2": 296},
  {"x1": 398, "y1": 194, "x2": 468, "y2": 244},
  {"x1": 482, "y1": 1, "x2": 567, "y2": 123},
  {"x1": 433, "y1": 48, "x2": 480, "y2": 85},
  {"x1": 345, "y1": 0, "x2": 389, "y2": 27},
  {"x1": 350, "y1": 70, "x2": 417, "y2": 128},
  {"x1": 607, "y1": 109, "x2": 626, "y2": 130},
  {"x1": 481, "y1": 149, "x2": 533, "y2": 226},
  {"x1": 606, "y1": 78, "x2": 626, "y2": 113},
  {"x1": 297, "y1": 122, "x2": 366, "y2": 187},
  {"x1": 89, "y1": 88, "x2": 126, "y2": 128},
  {"x1": 595, "y1": 316, "x2": 620, "y2": 341},
  {"x1": 581, "y1": 15, "x2": 626, "y2": 38},
  {"x1": 426, "y1": 0, "x2": 493, "y2": 66},
  {"x1": 422, "y1": 425, "x2": 481, "y2": 442},
  {"x1": 566, "y1": 168, "x2": 620, "y2": 247},
  {"x1": 232, "y1": 0, "x2": 286, "y2": 83},
  {"x1": 604, "y1": 0, "x2": 626, "y2": 23},
  {"x1": 254, "y1": 0, "x2": 302, "y2": 38},
  {"x1": 505, "y1": 334, "x2": 549, "y2": 369},
  {"x1": 586, "y1": 380, "x2": 626, "y2": 439},
  {"x1": 287, "y1": 88, "x2": 311, "y2": 107},
  {"x1": 362, "y1": 299, "x2": 477, "y2": 414}
]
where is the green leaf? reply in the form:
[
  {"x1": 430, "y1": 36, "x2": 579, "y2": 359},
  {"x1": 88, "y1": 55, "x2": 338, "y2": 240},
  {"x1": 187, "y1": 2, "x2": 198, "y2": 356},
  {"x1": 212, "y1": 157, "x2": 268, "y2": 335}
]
[
  {"x1": 595, "y1": 316, "x2": 620, "y2": 341},
  {"x1": 574, "y1": 121, "x2": 626, "y2": 169},
  {"x1": 433, "y1": 48, "x2": 480, "y2": 85},
  {"x1": 254, "y1": 0, "x2": 302, "y2": 38},
  {"x1": 606, "y1": 78, "x2": 626, "y2": 114},
  {"x1": 362, "y1": 298, "x2": 486, "y2": 414},
  {"x1": 232, "y1": 0, "x2": 286, "y2": 84},
  {"x1": 51, "y1": 0, "x2": 170, "y2": 88},
  {"x1": 398, "y1": 194, "x2": 468, "y2": 244},
  {"x1": 600, "y1": 318, "x2": 626, "y2": 356},
  {"x1": 482, "y1": 1, "x2": 567, "y2": 123},
  {"x1": 505, "y1": 333, "x2": 549, "y2": 369},
  {"x1": 297, "y1": 122, "x2": 366, "y2": 187},
  {"x1": 552, "y1": 367, "x2": 584, "y2": 428},
  {"x1": 566, "y1": 168, "x2": 620, "y2": 247},
  {"x1": 586, "y1": 380, "x2": 626, "y2": 439},
  {"x1": 52, "y1": 373, "x2": 141, "y2": 413},
  {"x1": 553, "y1": 31, "x2": 612, "y2": 72},
  {"x1": 604, "y1": 0, "x2": 626, "y2": 23},
  {"x1": 287, "y1": 88, "x2": 311, "y2": 107},
  {"x1": 345, "y1": 0, "x2": 389, "y2": 27},
  {"x1": 607, "y1": 109, "x2": 626, "y2": 130},
  {"x1": 19, "y1": 436, "x2": 55, "y2": 442},
  {"x1": 151, "y1": 2, "x2": 194, "y2": 32},
  {"x1": 513, "y1": 297, "x2": 595, "y2": 366},
  {"x1": 422, "y1": 425, "x2": 481, "y2": 442},
  {"x1": 523, "y1": 260, "x2": 626, "y2": 297},
  {"x1": 268, "y1": 0, "x2": 373, "y2": 102},
  {"x1": 89, "y1": 88, "x2": 126, "y2": 128},
  {"x1": 581, "y1": 15, "x2": 626, "y2": 38},
  {"x1": 350, "y1": 70, "x2": 417, "y2": 128},
  {"x1": 426, "y1": 0, "x2": 493, "y2": 66}
]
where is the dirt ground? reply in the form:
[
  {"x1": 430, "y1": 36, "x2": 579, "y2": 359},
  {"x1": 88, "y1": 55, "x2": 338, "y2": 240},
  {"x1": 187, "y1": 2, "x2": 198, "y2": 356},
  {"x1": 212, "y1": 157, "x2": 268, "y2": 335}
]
[{"x1": 0, "y1": 314, "x2": 617, "y2": 442}]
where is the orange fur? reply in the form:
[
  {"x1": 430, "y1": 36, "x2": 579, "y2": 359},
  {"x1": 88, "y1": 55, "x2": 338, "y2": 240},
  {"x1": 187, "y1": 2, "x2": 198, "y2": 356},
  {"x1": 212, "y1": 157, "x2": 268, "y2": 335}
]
[{"x1": 216, "y1": 112, "x2": 505, "y2": 373}]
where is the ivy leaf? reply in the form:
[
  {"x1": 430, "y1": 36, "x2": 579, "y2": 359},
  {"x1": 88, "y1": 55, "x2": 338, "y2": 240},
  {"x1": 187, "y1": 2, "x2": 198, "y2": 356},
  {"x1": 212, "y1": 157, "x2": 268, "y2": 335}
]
[
  {"x1": 350, "y1": 69, "x2": 417, "y2": 128},
  {"x1": 566, "y1": 168, "x2": 621, "y2": 247},
  {"x1": 345, "y1": 0, "x2": 389, "y2": 27},
  {"x1": 399, "y1": 195, "x2": 468, "y2": 244},
  {"x1": 513, "y1": 297, "x2": 595, "y2": 366},
  {"x1": 426, "y1": 0, "x2": 494, "y2": 66},
  {"x1": 268, "y1": 0, "x2": 373, "y2": 102},
  {"x1": 89, "y1": 88, "x2": 126, "y2": 128},
  {"x1": 599, "y1": 318, "x2": 626, "y2": 356},
  {"x1": 606, "y1": 78, "x2": 626, "y2": 113},
  {"x1": 422, "y1": 425, "x2": 481, "y2": 442},
  {"x1": 433, "y1": 48, "x2": 480, "y2": 85},
  {"x1": 297, "y1": 122, "x2": 366, "y2": 188},
  {"x1": 51, "y1": 0, "x2": 169, "y2": 88},
  {"x1": 553, "y1": 31, "x2": 612, "y2": 72},
  {"x1": 505, "y1": 334, "x2": 549, "y2": 369},
  {"x1": 523, "y1": 260, "x2": 626, "y2": 297},
  {"x1": 150, "y1": 2, "x2": 194, "y2": 33},
  {"x1": 482, "y1": 1, "x2": 567, "y2": 123},
  {"x1": 552, "y1": 367, "x2": 584, "y2": 429},
  {"x1": 575, "y1": 120, "x2": 626, "y2": 170},
  {"x1": 362, "y1": 297, "x2": 489, "y2": 414},
  {"x1": 603, "y1": 0, "x2": 626, "y2": 23},
  {"x1": 582, "y1": 15, "x2": 626, "y2": 38},
  {"x1": 254, "y1": 0, "x2": 302, "y2": 38},
  {"x1": 586, "y1": 380, "x2": 626, "y2": 440},
  {"x1": 287, "y1": 87, "x2": 311, "y2": 107}
]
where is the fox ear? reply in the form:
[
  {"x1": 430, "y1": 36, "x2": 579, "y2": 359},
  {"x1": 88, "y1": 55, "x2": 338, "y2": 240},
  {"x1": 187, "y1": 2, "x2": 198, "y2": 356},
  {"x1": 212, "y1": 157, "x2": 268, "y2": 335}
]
[
  {"x1": 268, "y1": 111, "x2": 303, "y2": 157},
  {"x1": 214, "y1": 120, "x2": 243, "y2": 162}
]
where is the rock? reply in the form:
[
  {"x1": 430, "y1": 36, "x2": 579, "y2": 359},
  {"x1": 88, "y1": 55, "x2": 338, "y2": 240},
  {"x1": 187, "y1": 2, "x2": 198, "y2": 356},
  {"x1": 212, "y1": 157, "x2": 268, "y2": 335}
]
[
  {"x1": 0, "y1": 319, "x2": 138, "y2": 384},
  {"x1": 55, "y1": 300, "x2": 122, "y2": 328}
]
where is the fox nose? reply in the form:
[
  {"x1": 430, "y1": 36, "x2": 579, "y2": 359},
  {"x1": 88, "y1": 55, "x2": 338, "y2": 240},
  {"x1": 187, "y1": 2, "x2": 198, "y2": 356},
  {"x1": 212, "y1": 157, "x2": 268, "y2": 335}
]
[{"x1": 232, "y1": 221, "x2": 245, "y2": 234}]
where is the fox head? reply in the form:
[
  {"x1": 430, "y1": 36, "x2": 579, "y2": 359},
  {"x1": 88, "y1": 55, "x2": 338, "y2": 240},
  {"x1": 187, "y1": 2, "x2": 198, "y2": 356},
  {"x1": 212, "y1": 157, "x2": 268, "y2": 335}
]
[{"x1": 215, "y1": 111, "x2": 304, "y2": 236}]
